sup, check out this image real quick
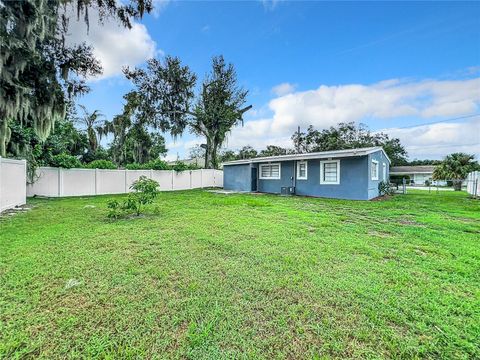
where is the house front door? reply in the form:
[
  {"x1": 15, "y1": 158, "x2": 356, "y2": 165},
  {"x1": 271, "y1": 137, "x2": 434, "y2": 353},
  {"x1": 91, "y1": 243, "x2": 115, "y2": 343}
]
[{"x1": 251, "y1": 167, "x2": 258, "y2": 192}]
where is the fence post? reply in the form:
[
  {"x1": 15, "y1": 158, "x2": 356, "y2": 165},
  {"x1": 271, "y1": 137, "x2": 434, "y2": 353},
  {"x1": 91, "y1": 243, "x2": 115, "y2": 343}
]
[
  {"x1": 124, "y1": 169, "x2": 128, "y2": 193},
  {"x1": 94, "y1": 168, "x2": 98, "y2": 195},
  {"x1": 171, "y1": 170, "x2": 174, "y2": 190},
  {"x1": 58, "y1": 168, "x2": 63, "y2": 197},
  {"x1": 189, "y1": 170, "x2": 192, "y2": 189}
]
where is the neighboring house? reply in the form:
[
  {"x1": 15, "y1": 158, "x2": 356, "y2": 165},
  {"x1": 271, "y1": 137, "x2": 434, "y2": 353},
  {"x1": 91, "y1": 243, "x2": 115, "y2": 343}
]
[
  {"x1": 389, "y1": 165, "x2": 444, "y2": 185},
  {"x1": 222, "y1": 147, "x2": 390, "y2": 200},
  {"x1": 167, "y1": 157, "x2": 206, "y2": 168}
]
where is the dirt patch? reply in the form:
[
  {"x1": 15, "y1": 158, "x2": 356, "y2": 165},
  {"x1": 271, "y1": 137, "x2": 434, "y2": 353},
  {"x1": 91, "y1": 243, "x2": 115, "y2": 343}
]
[
  {"x1": 0, "y1": 204, "x2": 32, "y2": 217},
  {"x1": 370, "y1": 195, "x2": 392, "y2": 201}
]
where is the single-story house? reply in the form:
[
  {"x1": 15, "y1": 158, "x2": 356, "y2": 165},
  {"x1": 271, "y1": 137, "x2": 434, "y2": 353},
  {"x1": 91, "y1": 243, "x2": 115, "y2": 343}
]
[
  {"x1": 222, "y1": 146, "x2": 390, "y2": 200},
  {"x1": 389, "y1": 165, "x2": 445, "y2": 185}
]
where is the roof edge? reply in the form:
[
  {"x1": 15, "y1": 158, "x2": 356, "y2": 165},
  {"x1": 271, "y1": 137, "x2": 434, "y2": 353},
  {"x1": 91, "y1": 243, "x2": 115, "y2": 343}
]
[{"x1": 222, "y1": 146, "x2": 391, "y2": 166}]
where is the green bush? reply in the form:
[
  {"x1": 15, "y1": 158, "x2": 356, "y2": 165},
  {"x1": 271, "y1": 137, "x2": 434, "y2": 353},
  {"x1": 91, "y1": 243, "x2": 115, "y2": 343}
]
[
  {"x1": 143, "y1": 159, "x2": 170, "y2": 170},
  {"x1": 85, "y1": 160, "x2": 117, "y2": 169},
  {"x1": 107, "y1": 199, "x2": 122, "y2": 219},
  {"x1": 171, "y1": 161, "x2": 200, "y2": 171},
  {"x1": 50, "y1": 153, "x2": 83, "y2": 169},
  {"x1": 125, "y1": 163, "x2": 144, "y2": 170},
  {"x1": 107, "y1": 176, "x2": 160, "y2": 218},
  {"x1": 125, "y1": 160, "x2": 199, "y2": 171},
  {"x1": 378, "y1": 181, "x2": 394, "y2": 196}
]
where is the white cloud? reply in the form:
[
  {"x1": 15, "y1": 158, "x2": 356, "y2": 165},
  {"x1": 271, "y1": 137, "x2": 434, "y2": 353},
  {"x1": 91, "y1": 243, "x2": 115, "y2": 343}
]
[
  {"x1": 224, "y1": 76, "x2": 480, "y2": 160},
  {"x1": 382, "y1": 118, "x2": 480, "y2": 159},
  {"x1": 64, "y1": 8, "x2": 157, "y2": 79},
  {"x1": 271, "y1": 82, "x2": 296, "y2": 96}
]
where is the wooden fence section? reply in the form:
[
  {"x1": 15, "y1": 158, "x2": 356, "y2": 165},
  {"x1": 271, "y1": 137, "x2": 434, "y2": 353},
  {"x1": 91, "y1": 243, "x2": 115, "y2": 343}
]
[
  {"x1": 27, "y1": 167, "x2": 223, "y2": 197},
  {"x1": 0, "y1": 157, "x2": 27, "y2": 212}
]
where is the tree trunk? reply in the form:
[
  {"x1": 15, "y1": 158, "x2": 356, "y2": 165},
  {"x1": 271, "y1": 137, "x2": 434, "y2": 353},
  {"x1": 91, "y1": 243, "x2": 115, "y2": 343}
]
[
  {"x1": 211, "y1": 142, "x2": 218, "y2": 169},
  {"x1": 205, "y1": 136, "x2": 210, "y2": 169},
  {"x1": 453, "y1": 180, "x2": 462, "y2": 191}
]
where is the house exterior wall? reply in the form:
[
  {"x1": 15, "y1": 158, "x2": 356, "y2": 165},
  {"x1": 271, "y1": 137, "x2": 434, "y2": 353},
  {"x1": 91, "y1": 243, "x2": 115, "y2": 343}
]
[
  {"x1": 367, "y1": 150, "x2": 390, "y2": 199},
  {"x1": 257, "y1": 161, "x2": 295, "y2": 193},
  {"x1": 222, "y1": 149, "x2": 390, "y2": 200},
  {"x1": 294, "y1": 157, "x2": 369, "y2": 200},
  {"x1": 223, "y1": 164, "x2": 252, "y2": 191}
]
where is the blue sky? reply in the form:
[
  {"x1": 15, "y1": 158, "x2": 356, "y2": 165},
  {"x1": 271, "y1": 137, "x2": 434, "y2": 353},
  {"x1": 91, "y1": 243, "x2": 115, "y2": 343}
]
[{"x1": 72, "y1": 1, "x2": 480, "y2": 160}]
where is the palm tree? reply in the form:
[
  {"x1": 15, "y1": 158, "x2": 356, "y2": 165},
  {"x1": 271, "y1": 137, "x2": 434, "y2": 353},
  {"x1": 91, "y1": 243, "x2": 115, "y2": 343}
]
[
  {"x1": 76, "y1": 105, "x2": 106, "y2": 152},
  {"x1": 433, "y1": 153, "x2": 479, "y2": 191}
]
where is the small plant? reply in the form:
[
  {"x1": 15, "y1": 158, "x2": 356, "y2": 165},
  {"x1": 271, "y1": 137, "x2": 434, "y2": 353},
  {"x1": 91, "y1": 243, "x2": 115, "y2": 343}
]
[
  {"x1": 127, "y1": 176, "x2": 160, "y2": 215},
  {"x1": 106, "y1": 176, "x2": 160, "y2": 219},
  {"x1": 107, "y1": 199, "x2": 122, "y2": 219},
  {"x1": 378, "y1": 181, "x2": 394, "y2": 196}
]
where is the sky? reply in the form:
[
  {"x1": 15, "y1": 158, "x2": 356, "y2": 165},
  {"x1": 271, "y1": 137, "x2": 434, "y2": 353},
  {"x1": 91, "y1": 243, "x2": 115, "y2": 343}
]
[{"x1": 67, "y1": 0, "x2": 480, "y2": 161}]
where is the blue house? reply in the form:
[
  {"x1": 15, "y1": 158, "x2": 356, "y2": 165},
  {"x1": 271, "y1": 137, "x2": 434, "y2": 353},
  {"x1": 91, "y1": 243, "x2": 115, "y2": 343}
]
[{"x1": 222, "y1": 147, "x2": 390, "y2": 200}]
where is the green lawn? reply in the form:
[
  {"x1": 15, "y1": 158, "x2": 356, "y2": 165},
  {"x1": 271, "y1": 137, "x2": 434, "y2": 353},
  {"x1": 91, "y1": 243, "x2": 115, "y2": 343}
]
[{"x1": 1, "y1": 190, "x2": 479, "y2": 359}]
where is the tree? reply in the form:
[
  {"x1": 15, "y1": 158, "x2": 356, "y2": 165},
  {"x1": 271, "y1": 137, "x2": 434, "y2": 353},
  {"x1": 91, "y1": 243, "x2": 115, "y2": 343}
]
[
  {"x1": 99, "y1": 92, "x2": 167, "y2": 166},
  {"x1": 0, "y1": 0, "x2": 152, "y2": 156},
  {"x1": 238, "y1": 146, "x2": 258, "y2": 159},
  {"x1": 291, "y1": 122, "x2": 408, "y2": 165},
  {"x1": 124, "y1": 55, "x2": 251, "y2": 169},
  {"x1": 259, "y1": 145, "x2": 293, "y2": 157},
  {"x1": 75, "y1": 105, "x2": 105, "y2": 152},
  {"x1": 219, "y1": 149, "x2": 238, "y2": 163},
  {"x1": 433, "y1": 153, "x2": 479, "y2": 191},
  {"x1": 7, "y1": 117, "x2": 88, "y2": 171}
]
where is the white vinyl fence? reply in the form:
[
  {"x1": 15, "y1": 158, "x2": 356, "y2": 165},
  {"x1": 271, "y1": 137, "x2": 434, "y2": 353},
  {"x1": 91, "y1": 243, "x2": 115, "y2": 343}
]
[
  {"x1": 27, "y1": 167, "x2": 223, "y2": 197},
  {"x1": 466, "y1": 171, "x2": 480, "y2": 198},
  {"x1": 0, "y1": 157, "x2": 27, "y2": 212}
]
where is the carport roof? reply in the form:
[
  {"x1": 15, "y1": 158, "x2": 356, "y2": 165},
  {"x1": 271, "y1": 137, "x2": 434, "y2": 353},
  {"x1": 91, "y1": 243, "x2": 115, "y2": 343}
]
[{"x1": 222, "y1": 146, "x2": 391, "y2": 166}]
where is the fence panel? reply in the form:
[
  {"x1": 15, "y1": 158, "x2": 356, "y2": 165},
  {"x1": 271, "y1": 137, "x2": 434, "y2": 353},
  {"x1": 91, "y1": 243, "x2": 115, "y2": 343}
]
[
  {"x1": 62, "y1": 169, "x2": 96, "y2": 196},
  {"x1": 173, "y1": 171, "x2": 191, "y2": 190},
  {"x1": 214, "y1": 170, "x2": 224, "y2": 188},
  {"x1": 191, "y1": 170, "x2": 203, "y2": 189},
  {"x1": 125, "y1": 170, "x2": 151, "y2": 192},
  {"x1": 97, "y1": 169, "x2": 126, "y2": 195},
  {"x1": 26, "y1": 167, "x2": 223, "y2": 197},
  {"x1": 151, "y1": 171, "x2": 173, "y2": 191},
  {"x1": 0, "y1": 157, "x2": 26, "y2": 212},
  {"x1": 27, "y1": 167, "x2": 59, "y2": 197}
]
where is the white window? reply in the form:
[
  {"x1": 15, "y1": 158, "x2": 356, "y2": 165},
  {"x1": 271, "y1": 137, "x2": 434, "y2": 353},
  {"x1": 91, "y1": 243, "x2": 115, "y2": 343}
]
[
  {"x1": 297, "y1": 161, "x2": 308, "y2": 180},
  {"x1": 382, "y1": 163, "x2": 387, "y2": 180},
  {"x1": 320, "y1": 160, "x2": 340, "y2": 185},
  {"x1": 259, "y1": 163, "x2": 281, "y2": 179},
  {"x1": 371, "y1": 160, "x2": 379, "y2": 180}
]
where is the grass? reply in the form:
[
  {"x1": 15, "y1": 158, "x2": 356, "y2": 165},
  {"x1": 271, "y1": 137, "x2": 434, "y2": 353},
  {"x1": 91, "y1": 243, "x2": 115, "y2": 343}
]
[{"x1": 1, "y1": 190, "x2": 479, "y2": 359}]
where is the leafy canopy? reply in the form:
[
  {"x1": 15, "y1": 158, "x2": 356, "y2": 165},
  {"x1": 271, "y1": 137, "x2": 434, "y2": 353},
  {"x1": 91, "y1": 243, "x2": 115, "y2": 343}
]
[
  {"x1": 124, "y1": 55, "x2": 251, "y2": 169},
  {"x1": 291, "y1": 122, "x2": 408, "y2": 166}
]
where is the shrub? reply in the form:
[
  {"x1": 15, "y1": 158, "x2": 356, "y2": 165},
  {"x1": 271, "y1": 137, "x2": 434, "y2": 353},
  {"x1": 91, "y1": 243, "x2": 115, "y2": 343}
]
[
  {"x1": 107, "y1": 199, "x2": 122, "y2": 219},
  {"x1": 378, "y1": 181, "x2": 394, "y2": 196},
  {"x1": 125, "y1": 163, "x2": 144, "y2": 170},
  {"x1": 171, "y1": 161, "x2": 199, "y2": 172},
  {"x1": 127, "y1": 176, "x2": 160, "y2": 215},
  {"x1": 125, "y1": 160, "x2": 199, "y2": 171},
  {"x1": 106, "y1": 176, "x2": 160, "y2": 218},
  {"x1": 50, "y1": 153, "x2": 83, "y2": 169},
  {"x1": 85, "y1": 160, "x2": 117, "y2": 169}
]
